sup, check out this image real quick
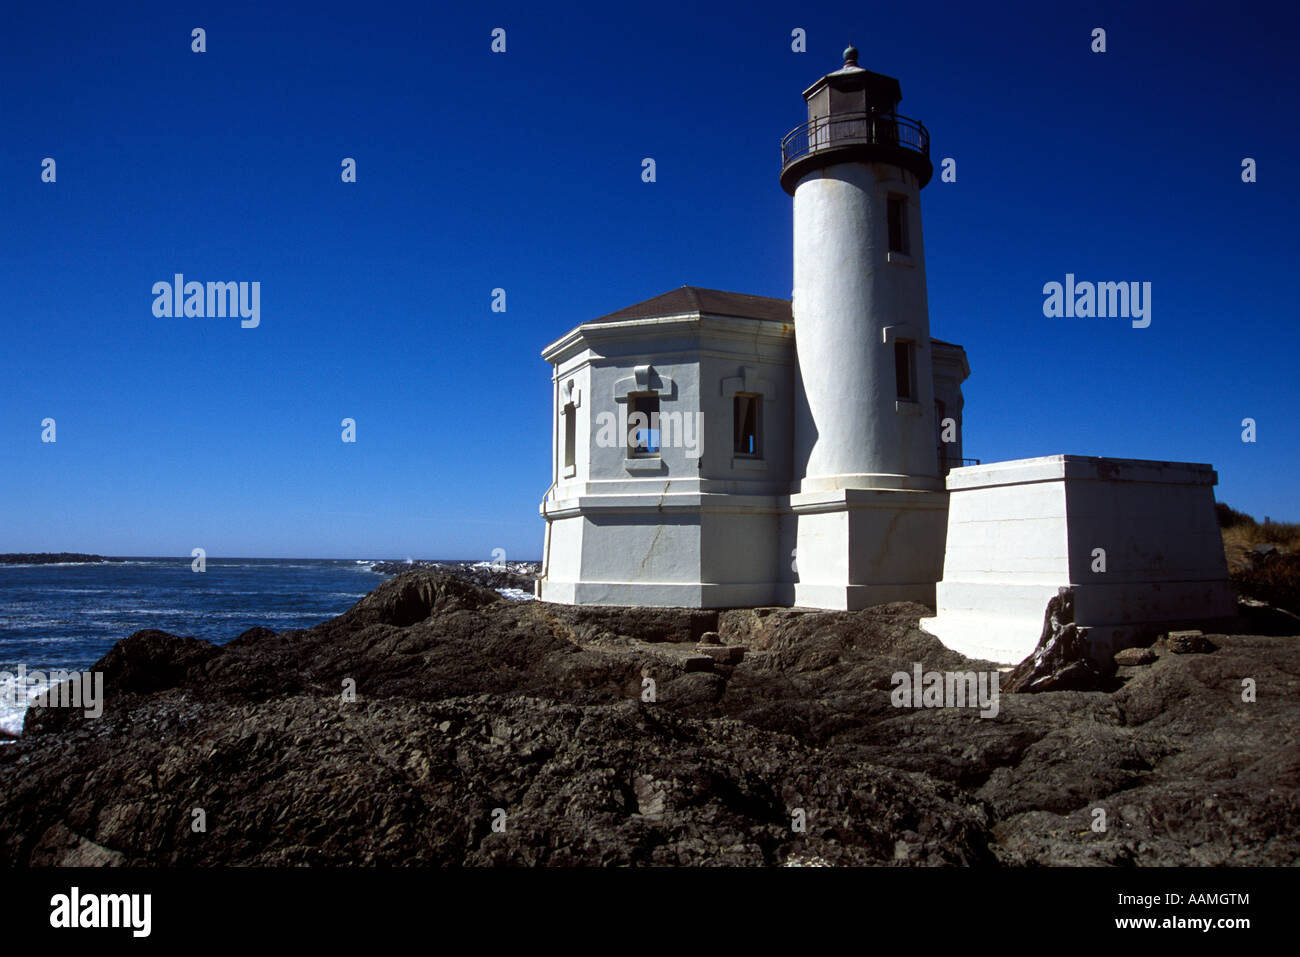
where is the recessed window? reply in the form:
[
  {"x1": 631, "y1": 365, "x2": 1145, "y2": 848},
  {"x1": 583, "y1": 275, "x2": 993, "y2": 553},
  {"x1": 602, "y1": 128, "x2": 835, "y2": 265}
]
[
  {"x1": 895, "y1": 341, "x2": 915, "y2": 400},
  {"x1": 628, "y1": 393, "x2": 660, "y2": 456},
  {"x1": 733, "y1": 393, "x2": 761, "y2": 457},
  {"x1": 887, "y1": 194, "x2": 909, "y2": 255},
  {"x1": 563, "y1": 402, "x2": 576, "y2": 471}
]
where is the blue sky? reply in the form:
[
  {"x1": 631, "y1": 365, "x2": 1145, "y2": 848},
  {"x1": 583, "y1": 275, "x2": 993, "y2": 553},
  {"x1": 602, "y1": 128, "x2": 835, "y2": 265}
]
[{"x1": 2, "y1": 0, "x2": 1296, "y2": 559}]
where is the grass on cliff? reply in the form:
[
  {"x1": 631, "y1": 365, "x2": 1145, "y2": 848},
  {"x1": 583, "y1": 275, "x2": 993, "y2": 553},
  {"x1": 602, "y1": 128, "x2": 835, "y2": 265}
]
[{"x1": 1218, "y1": 502, "x2": 1300, "y2": 613}]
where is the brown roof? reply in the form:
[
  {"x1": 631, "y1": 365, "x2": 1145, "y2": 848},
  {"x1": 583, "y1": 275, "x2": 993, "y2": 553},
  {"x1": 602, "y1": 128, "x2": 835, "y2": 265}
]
[
  {"x1": 591, "y1": 286, "x2": 792, "y2": 324},
  {"x1": 587, "y1": 286, "x2": 964, "y2": 353}
]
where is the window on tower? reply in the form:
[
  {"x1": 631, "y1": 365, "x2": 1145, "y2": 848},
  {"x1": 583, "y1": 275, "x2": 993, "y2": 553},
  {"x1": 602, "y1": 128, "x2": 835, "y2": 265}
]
[
  {"x1": 895, "y1": 341, "x2": 916, "y2": 400},
  {"x1": 887, "y1": 194, "x2": 909, "y2": 254},
  {"x1": 733, "y1": 393, "x2": 761, "y2": 457}
]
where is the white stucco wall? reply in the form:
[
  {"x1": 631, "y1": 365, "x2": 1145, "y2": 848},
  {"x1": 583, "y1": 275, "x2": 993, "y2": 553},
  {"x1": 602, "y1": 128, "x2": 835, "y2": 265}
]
[
  {"x1": 931, "y1": 342, "x2": 969, "y2": 468},
  {"x1": 920, "y1": 455, "x2": 1237, "y2": 664},
  {"x1": 536, "y1": 301, "x2": 969, "y2": 608},
  {"x1": 537, "y1": 313, "x2": 795, "y2": 607},
  {"x1": 790, "y1": 487, "x2": 949, "y2": 608},
  {"x1": 791, "y1": 161, "x2": 941, "y2": 492}
]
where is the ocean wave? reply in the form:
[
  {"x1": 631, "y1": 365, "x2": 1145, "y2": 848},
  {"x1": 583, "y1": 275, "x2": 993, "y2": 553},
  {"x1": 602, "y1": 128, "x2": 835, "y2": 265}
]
[
  {"x1": 0, "y1": 672, "x2": 55, "y2": 738},
  {"x1": 0, "y1": 562, "x2": 380, "y2": 696},
  {"x1": 0, "y1": 618, "x2": 80, "y2": 628},
  {"x1": 35, "y1": 588, "x2": 115, "y2": 594},
  {"x1": 80, "y1": 608, "x2": 191, "y2": 616}
]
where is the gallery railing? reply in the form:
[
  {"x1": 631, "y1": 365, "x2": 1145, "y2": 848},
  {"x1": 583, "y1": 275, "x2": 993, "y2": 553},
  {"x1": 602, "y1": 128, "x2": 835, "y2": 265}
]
[{"x1": 781, "y1": 111, "x2": 930, "y2": 171}]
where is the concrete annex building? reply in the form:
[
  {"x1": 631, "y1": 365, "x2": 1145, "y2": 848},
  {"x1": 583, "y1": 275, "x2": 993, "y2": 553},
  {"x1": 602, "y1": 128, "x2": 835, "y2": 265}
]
[{"x1": 536, "y1": 49, "x2": 1236, "y2": 665}]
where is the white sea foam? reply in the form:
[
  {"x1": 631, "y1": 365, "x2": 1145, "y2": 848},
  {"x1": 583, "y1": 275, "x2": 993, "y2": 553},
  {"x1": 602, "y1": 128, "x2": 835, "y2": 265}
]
[
  {"x1": 0, "y1": 671, "x2": 53, "y2": 739},
  {"x1": 216, "y1": 611, "x2": 330, "y2": 620},
  {"x1": 93, "y1": 608, "x2": 189, "y2": 616}
]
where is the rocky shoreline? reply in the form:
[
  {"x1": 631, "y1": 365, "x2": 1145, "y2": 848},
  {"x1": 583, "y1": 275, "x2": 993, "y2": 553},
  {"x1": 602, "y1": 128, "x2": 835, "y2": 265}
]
[
  {"x1": 367, "y1": 560, "x2": 539, "y2": 593},
  {"x1": 0, "y1": 568, "x2": 1296, "y2": 866}
]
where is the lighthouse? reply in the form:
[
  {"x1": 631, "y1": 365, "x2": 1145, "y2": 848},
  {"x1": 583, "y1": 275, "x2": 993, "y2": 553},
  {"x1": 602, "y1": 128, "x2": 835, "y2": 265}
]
[
  {"x1": 533, "y1": 49, "x2": 970, "y2": 610},
  {"x1": 781, "y1": 46, "x2": 950, "y2": 609},
  {"x1": 532, "y1": 48, "x2": 1232, "y2": 672}
]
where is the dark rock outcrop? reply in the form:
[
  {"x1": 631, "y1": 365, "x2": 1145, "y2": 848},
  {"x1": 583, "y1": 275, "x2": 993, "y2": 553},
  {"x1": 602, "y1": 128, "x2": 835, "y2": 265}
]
[
  {"x1": 2, "y1": 569, "x2": 1297, "y2": 867},
  {"x1": 1166, "y1": 631, "x2": 1217, "y2": 655},
  {"x1": 345, "y1": 569, "x2": 502, "y2": 627},
  {"x1": 369, "y1": 560, "x2": 539, "y2": 593},
  {"x1": 1114, "y1": 647, "x2": 1157, "y2": 667},
  {"x1": 95, "y1": 629, "x2": 223, "y2": 693}
]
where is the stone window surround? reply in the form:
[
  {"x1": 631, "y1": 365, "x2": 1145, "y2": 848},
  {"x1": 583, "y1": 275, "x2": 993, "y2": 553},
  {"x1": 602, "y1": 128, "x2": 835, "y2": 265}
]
[
  {"x1": 614, "y1": 365, "x2": 675, "y2": 473},
  {"x1": 722, "y1": 366, "x2": 774, "y2": 471},
  {"x1": 561, "y1": 379, "x2": 581, "y2": 478}
]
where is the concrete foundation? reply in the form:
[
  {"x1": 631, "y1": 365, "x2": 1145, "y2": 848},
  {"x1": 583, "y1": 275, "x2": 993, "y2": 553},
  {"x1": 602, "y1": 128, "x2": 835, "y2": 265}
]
[{"x1": 920, "y1": 455, "x2": 1237, "y2": 664}]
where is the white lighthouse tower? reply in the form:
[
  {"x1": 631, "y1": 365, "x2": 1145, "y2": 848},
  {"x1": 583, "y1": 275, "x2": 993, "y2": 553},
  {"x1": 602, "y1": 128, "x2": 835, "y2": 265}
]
[{"x1": 781, "y1": 46, "x2": 950, "y2": 609}]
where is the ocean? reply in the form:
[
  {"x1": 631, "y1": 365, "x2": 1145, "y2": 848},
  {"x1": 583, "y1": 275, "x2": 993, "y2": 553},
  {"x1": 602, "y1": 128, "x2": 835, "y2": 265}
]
[{"x1": 0, "y1": 558, "x2": 408, "y2": 737}]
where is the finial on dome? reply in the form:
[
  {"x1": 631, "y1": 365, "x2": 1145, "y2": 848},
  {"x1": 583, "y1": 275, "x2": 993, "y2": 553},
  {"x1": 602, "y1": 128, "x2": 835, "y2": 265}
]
[{"x1": 843, "y1": 43, "x2": 859, "y2": 67}]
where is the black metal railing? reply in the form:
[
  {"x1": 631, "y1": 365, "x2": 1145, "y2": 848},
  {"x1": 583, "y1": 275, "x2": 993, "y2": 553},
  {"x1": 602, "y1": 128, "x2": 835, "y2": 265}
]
[
  {"x1": 939, "y1": 455, "x2": 981, "y2": 475},
  {"x1": 781, "y1": 111, "x2": 929, "y2": 170}
]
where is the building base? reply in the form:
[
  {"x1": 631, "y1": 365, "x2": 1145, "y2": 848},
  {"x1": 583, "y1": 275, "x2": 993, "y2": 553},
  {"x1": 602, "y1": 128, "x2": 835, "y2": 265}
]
[
  {"x1": 920, "y1": 455, "x2": 1237, "y2": 665},
  {"x1": 536, "y1": 491, "x2": 787, "y2": 608},
  {"x1": 536, "y1": 485, "x2": 949, "y2": 610},
  {"x1": 790, "y1": 486, "x2": 948, "y2": 610},
  {"x1": 535, "y1": 579, "x2": 783, "y2": 609}
]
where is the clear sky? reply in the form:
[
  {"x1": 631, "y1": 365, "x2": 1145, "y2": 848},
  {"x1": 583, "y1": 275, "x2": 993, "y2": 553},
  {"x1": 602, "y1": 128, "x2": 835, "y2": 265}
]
[{"x1": 2, "y1": 0, "x2": 1297, "y2": 559}]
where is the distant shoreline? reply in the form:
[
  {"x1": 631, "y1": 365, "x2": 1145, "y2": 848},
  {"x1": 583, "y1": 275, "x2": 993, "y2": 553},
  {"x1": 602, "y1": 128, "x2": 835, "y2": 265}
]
[
  {"x1": 0, "y1": 553, "x2": 124, "y2": 565},
  {"x1": 0, "y1": 555, "x2": 542, "y2": 565}
]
